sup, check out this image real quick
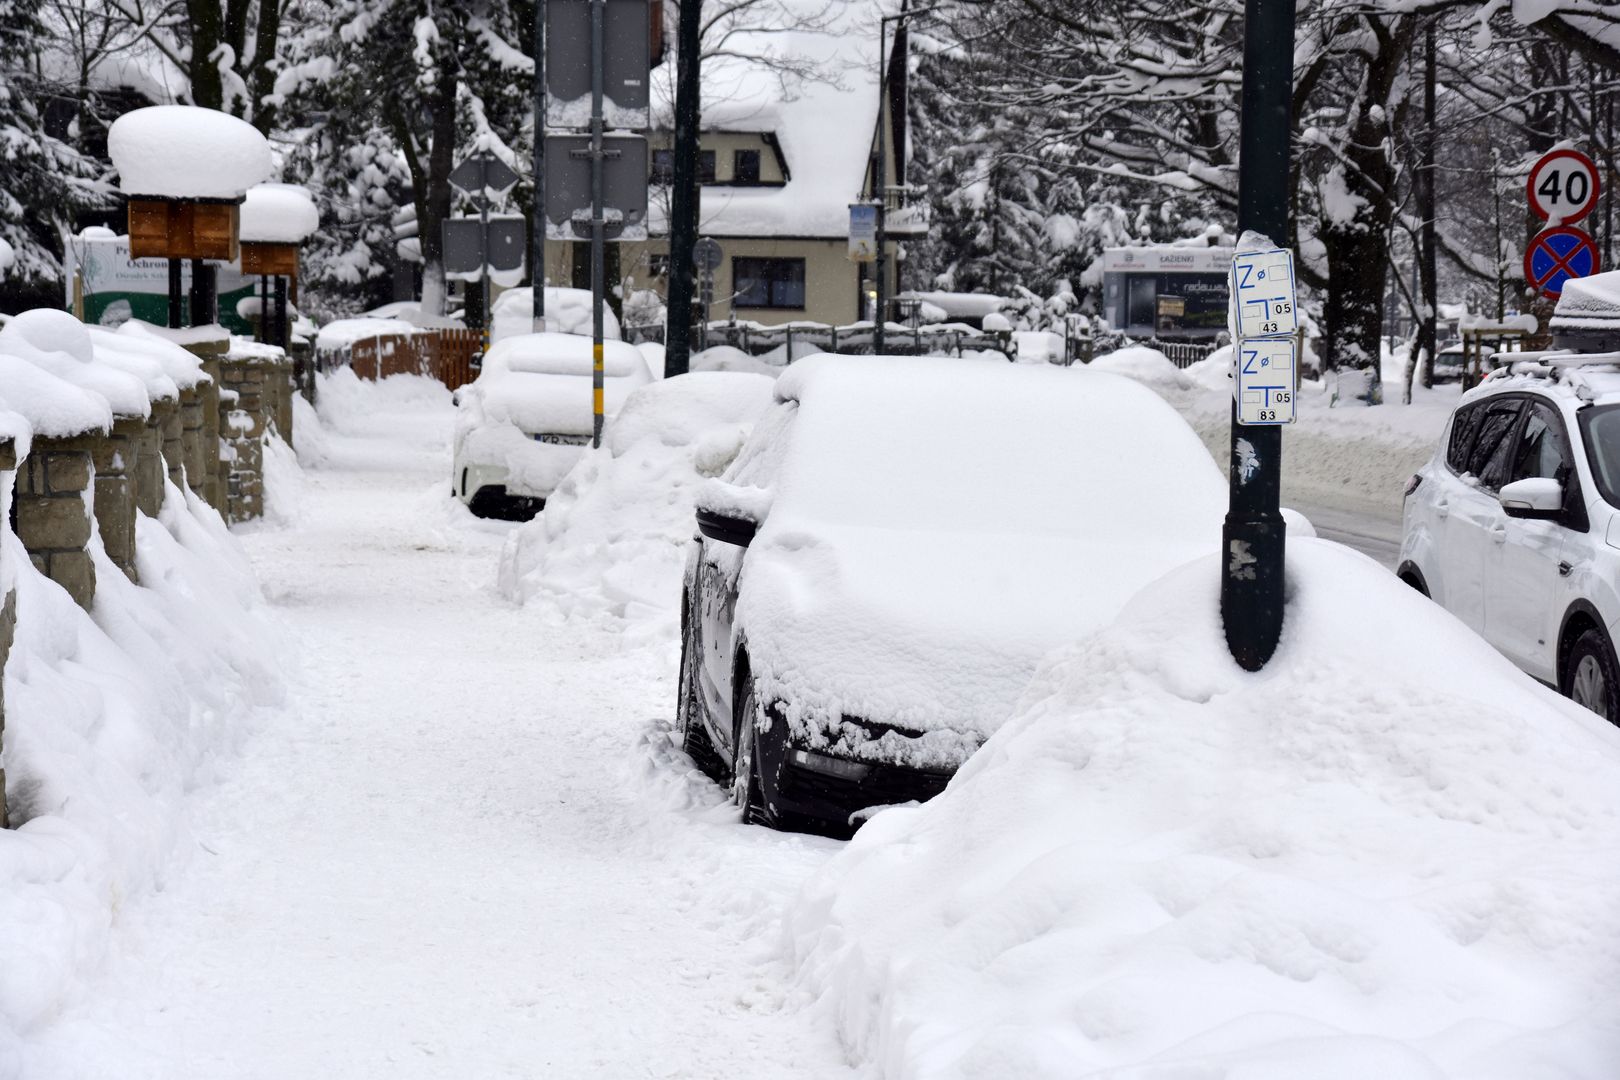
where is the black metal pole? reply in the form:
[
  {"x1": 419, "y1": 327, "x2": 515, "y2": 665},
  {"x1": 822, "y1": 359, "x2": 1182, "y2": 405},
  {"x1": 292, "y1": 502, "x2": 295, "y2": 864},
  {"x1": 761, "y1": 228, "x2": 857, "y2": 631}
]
[
  {"x1": 874, "y1": 16, "x2": 888, "y2": 353},
  {"x1": 590, "y1": 0, "x2": 606, "y2": 447},
  {"x1": 534, "y1": 0, "x2": 547, "y2": 333},
  {"x1": 665, "y1": 0, "x2": 701, "y2": 377},
  {"x1": 479, "y1": 153, "x2": 492, "y2": 350},
  {"x1": 189, "y1": 259, "x2": 216, "y2": 327},
  {"x1": 167, "y1": 259, "x2": 183, "y2": 328},
  {"x1": 274, "y1": 274, "x2": 288, "y2": 349},
  {"x1": 1221, "y1": 0, "x2": 1295, "y2": 671}
]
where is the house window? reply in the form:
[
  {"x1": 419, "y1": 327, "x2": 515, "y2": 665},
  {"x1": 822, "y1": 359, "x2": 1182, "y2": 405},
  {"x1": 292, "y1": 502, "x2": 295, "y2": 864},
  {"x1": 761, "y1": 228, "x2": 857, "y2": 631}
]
[
  {"x1": 652, "y1": 149, "x2": 674, "y2": 185},
  {"x1": 733, "y1": 149, "x2": 761, "y2": 184},
  {"x1": 647, "y1": 253, "x2": 671, "y2": 278},
  {"x1": 734, "y1": 257, "x2": 806, "y2": 309},
  {"x1": 698, "y1": 150, "x2": 717, "y2": 184}
]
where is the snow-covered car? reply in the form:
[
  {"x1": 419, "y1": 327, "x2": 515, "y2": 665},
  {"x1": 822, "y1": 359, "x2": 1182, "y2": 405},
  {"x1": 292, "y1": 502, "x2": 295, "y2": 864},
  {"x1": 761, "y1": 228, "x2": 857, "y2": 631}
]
[
  {"x1": 1400, "y1": 274, "x2": 1620, "y2": 720},
  {"x1": 489, "y1": 286, "x2": 622, "y2": 346},
  {"x1": 452, "y1": 332, "x2": 652, "y2": 519},
  {"x1": 1432, "y1": 341, "x2": 1465, "y2": 383},
  {"x1": 676, "y1": 355, "x2": 1226, "y2": 835}
]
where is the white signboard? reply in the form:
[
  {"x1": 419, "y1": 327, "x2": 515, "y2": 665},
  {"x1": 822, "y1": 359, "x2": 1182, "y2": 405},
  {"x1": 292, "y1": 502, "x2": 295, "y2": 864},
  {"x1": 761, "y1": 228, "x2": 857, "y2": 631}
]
[
  {"x1": 1231, "y1": 248, "x2": 1298, "y2": 339},
  {"x1": 849, "y1": 204, "x2": 878, "y2": 263},
  {"x1": 1235, "y1": 338, "x2": 1296, "y2": 425}
]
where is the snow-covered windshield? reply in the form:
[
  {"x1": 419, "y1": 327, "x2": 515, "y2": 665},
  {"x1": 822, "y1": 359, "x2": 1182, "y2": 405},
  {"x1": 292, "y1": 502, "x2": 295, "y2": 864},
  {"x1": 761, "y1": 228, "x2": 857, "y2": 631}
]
[
  {"x1": 1578, "y1": 404, "x2": 1620, "y2": 507},
  {"x1": 768, "y1": 356, "x2": 1225, "y2": 539}
]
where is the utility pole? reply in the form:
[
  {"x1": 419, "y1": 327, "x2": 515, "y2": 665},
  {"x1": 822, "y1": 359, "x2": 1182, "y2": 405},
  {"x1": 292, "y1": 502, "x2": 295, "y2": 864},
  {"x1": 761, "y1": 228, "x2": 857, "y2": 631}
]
[
  {"x1": 1221, "y1": 0, "x2": 1296, "y2": 672},
  {"x1": 533, "y1": 0, "x2": 547, "y2": 333},
  {"x1": 665, "y1": 0, "x2": 701, "y2": 377},
  {"x1": 591, "y1": 0, "x2": 606, "y2": 447}
]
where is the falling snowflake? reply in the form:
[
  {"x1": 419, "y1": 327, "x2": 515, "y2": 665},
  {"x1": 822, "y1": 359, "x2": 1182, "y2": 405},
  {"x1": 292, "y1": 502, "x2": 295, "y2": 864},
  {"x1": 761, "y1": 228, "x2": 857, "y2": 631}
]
[{"x1": 1236, "y1": 438, "x2": 1260, "y2": 484}]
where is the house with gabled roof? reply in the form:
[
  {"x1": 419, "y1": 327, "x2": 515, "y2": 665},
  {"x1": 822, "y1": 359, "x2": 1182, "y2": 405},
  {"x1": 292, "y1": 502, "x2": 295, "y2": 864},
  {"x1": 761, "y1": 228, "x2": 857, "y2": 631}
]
[{"x1": 537, "y1": 0, "x2": 924, "y2": 332}]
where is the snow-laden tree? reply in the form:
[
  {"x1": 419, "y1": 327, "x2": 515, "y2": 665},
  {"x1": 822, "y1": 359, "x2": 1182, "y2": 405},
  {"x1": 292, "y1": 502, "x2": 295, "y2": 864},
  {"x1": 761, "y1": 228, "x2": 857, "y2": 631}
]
[
  {"x1": 276, "y1": 0, "x2": 531, "y2": 316},
  {"x1": 0, "y1": 0, "x2": 109, "y2": 306}
]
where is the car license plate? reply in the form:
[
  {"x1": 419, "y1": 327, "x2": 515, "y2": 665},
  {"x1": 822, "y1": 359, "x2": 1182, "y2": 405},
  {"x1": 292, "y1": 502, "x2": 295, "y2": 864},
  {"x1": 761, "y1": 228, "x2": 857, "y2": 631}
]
[{"x1": 533, "y1": 433, "x2": 590, "y2": 446}]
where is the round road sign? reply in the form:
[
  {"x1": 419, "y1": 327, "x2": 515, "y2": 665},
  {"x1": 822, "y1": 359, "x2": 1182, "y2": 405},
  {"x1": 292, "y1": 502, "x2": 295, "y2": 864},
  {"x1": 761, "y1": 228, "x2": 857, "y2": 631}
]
[
  {"x1": 692, "y1": 237, "x2": 723, "y2": 272},
  {"x1": 1524, "y1": 225, "x2": 1600, "y2": 298},
  {"x1": 1526, "y1": 148, "x2": 1601, "y2": 225}
]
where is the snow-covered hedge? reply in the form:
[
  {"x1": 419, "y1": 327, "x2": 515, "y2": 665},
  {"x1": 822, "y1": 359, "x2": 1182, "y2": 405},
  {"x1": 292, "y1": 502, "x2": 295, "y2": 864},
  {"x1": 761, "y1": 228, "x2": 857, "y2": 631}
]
[{"x1": 788, "y1": 542, "x2": 1620, "y2": 1080}]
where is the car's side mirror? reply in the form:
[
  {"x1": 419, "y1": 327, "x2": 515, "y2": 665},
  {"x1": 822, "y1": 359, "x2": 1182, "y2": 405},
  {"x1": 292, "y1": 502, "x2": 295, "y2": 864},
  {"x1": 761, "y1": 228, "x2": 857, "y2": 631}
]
[
  {"x1": 1499, "y1": 477, "x2": 1564, "y2": 519},
  {"x1": 694, "y1": 479, "x2": 772, "y2": 547},
  {"x1": 696, "y1": 507, "x2": 757, "y2": 547}
]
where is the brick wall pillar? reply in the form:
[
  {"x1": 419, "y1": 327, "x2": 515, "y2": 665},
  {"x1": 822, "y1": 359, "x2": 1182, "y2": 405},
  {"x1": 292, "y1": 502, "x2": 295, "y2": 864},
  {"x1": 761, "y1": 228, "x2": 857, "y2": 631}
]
[
  {"x1": 180, "y1": 386, "x2": 206, "y2": 502},
  {"x1": 16, "y1": 435, "x2": 97, "y2": 609},
  {"x1": 92, "y1": 416, "x2": 146, "y2": 581},
  {"x1": 136, "y1": 408, "x2": 167, "y2": 518},
  {"x1": 218, "y1": 359, "x2": 269, "y2": 523},
  {"x1": 1, "y1": 435, "x2": 16, "y2": 828},
  {"x1": 157, "y1": 398, "x2": 184, "y2": 491},
  {"x1": 201, "y1": 358, "x2": 223, "y2": 509}
]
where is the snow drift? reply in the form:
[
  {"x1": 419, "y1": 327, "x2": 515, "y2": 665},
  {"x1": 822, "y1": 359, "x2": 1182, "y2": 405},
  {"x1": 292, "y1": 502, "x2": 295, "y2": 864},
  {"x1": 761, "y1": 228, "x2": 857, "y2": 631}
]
[
  {"x1": 1, "y1": 480, "x2": 284, "y2": 1051},
  {"x1": 497, "y1": 372, "x2": 776, "y2": 635},
  {"x1": 788, "y1": 541, "x2": 1620, "y2": 1080}
]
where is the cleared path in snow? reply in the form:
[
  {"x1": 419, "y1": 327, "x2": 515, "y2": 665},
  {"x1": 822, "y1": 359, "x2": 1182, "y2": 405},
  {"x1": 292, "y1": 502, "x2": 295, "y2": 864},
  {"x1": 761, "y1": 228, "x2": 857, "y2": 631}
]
[{"x1": 25, "y1": 384, "x2": 855, "y2": 1080}]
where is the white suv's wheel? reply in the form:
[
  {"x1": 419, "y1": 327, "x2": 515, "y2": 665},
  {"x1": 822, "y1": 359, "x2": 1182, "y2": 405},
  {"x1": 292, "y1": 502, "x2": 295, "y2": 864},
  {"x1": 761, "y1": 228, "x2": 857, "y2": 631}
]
[{"x1": 1565, "y1": 629, "x2": 1620, "y2": 724}]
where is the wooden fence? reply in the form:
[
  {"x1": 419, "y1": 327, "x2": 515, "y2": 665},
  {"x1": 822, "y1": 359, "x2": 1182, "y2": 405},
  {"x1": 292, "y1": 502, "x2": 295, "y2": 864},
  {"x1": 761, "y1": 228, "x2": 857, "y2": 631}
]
[{"x1": 345, "y1": 329, "x2": 483, "y2": 389}]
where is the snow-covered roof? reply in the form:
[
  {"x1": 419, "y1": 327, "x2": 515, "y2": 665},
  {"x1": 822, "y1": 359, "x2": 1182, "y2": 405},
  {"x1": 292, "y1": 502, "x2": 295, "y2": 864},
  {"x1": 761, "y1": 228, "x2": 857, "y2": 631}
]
[
  {"x1": 107, "y1": 106, "x2": 272, "y2": 200},
  {"x1": 240, "y1": 183, "x2": 320, "y2": 244},
  {"x1": 648, "y1": 0, "x2": 884, "y2": 239}
]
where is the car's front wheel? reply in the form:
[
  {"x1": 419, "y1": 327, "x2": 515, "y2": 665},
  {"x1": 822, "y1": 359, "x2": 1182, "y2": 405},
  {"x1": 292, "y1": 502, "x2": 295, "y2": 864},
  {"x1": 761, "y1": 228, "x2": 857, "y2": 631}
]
[
  {"x1": 1565, "y1": 628, "x2": 1620, "y2": 724},
  {"x1": 732, "y1": 678, "x2": 771, "y2": 827}
]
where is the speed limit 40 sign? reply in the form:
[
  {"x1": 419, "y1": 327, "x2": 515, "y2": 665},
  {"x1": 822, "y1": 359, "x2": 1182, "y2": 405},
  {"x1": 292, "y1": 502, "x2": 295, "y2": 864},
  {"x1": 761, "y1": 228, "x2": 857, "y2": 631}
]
[{"x1": 1527, "y1": 149, "x2": 1601, "y2": 226}]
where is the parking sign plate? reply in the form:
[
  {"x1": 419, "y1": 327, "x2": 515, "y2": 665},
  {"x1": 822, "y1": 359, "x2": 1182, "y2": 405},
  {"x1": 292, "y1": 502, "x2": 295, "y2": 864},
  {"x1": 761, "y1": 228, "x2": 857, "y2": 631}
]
[
  {"x1": 1236, "y1": 338, "x2": 1296, "y2": 425},
  {"x1": 1231, "y1": 248, "x2": 1298, "y2": 339}
]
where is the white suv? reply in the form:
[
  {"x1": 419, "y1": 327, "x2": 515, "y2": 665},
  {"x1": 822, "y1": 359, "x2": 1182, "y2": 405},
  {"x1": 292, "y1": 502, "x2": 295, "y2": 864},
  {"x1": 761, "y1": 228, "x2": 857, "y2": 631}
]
[{"x1": 1400, "y1": 358, "x2": 1620, "y2": 722}]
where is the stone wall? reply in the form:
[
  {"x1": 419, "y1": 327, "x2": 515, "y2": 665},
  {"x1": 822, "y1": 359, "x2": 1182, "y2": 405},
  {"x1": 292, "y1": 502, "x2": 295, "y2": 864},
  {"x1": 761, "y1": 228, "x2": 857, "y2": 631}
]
[
  {"x1": 92, "y1": 416, "x2": 147, "y2": 582},
  {"x1": 0, "y1": 436, "x2": 14, "y2": 828},
  {"x1": 15, "y1": 435, "x2": 96, "y2": 610},
  {"x1": 218, "y1": 362, "x2": 267, "y2": 523}
]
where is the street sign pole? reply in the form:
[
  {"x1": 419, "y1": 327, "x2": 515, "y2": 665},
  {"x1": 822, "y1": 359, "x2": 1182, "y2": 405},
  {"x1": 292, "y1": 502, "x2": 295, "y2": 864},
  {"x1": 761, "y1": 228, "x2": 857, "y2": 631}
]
[
  {"x1": 590, "y1": 0, "x2": 606, "y2": 449},
  {"x1": 479, "y1": 153, "x2": 491, "y2": 351},
  {"x1": 1222, "y1": 0, "x2": 1295, "y2": 672},
  {"x1": 533, "y1": 0, "x2": 547, "y2": 333}
]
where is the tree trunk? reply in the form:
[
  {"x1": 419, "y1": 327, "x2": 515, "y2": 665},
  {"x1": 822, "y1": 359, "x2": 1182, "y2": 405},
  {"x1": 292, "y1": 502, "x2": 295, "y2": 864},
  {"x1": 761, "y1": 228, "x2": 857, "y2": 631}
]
[
  {"x1": 249, "y1": 0, "x2": 283, "y2": 133},
  {"x1": 1414, "y1": 21, "x2": 1439, "y2": 397},
  {"x1": 186, "y1": 0, "x2": 224, "y2": 109},
  {"x1": 414, "y1": 63, "x2": 459, "y2": 318}
]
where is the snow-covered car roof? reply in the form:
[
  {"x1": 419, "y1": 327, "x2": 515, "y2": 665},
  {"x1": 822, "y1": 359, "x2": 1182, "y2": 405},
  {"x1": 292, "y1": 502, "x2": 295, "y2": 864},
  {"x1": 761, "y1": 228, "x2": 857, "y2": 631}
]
[
  {"x1": 481, "y1": 332, "x2": 644, "y2": 380},
  {"x1": 490, "y1": 287, "x2": 622, "y2": 344},
  {"x1": 468, "y1": 333, "x2": 653, "y2": 437},
  {"x1": 733, "y1": 355, "x2": 1227, "y2": 752}
]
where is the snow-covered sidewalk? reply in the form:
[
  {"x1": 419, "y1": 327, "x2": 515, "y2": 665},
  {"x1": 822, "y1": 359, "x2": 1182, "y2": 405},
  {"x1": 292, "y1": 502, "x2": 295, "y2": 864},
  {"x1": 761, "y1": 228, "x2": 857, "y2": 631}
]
[{"x1": 22, "y1": 378, "x2": 854, "y2": 1079}]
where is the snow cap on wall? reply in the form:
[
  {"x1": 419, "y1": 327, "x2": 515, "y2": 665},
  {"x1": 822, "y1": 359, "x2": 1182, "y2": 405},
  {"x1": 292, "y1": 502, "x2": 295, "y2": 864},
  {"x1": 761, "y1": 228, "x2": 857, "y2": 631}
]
[
  {"x1": 108, "y1": 105, "x2": 272, "y2": 200},
  {"x1": 240, "y1": 183, "x2": 320, "y2": 244}
]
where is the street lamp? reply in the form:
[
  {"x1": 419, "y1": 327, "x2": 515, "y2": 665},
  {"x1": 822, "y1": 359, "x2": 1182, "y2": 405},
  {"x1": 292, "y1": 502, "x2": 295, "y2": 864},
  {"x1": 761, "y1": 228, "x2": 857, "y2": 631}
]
[{"x1": 873, "y1": 3, "x2": 939, "y2": 354}]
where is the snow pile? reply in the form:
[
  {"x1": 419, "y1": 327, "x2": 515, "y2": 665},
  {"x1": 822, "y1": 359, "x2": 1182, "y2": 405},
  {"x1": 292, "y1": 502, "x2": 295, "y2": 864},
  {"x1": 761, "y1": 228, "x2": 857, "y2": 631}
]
[
  {"x1": 789, "y1": 542, "x2": 1620, "y2": 1080},
  {"x1": 1182, "y1": 344, "x2": 1234, "y2": 392},
  {"x1": 497, "y1": 372, "x2": 776, "y2": 635},
  {"x1": 490, "y1": 286, "x2": 622, "y2": 345},
  {"x1": 240, "y1": 183, "x2": 320, "y2": 244},
  {"x1": 1089, "y1": 344, "x2": 1194, "y2": 391},
  {"x1": 1, "y1": 479, "x2": 284, "y2": 1049},
  {"x1": 691, "y1": 345, "x2": 787, "y2": 377},
  {"x1": 313, "y1": 317, "x2": 418, "y2": 356},
  {"x1": 732, "y1": 357, "x2": 1225, "y2": 766},
  {"x1": 107, "y1": 105, "x2": 272, "y2": 199}
]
